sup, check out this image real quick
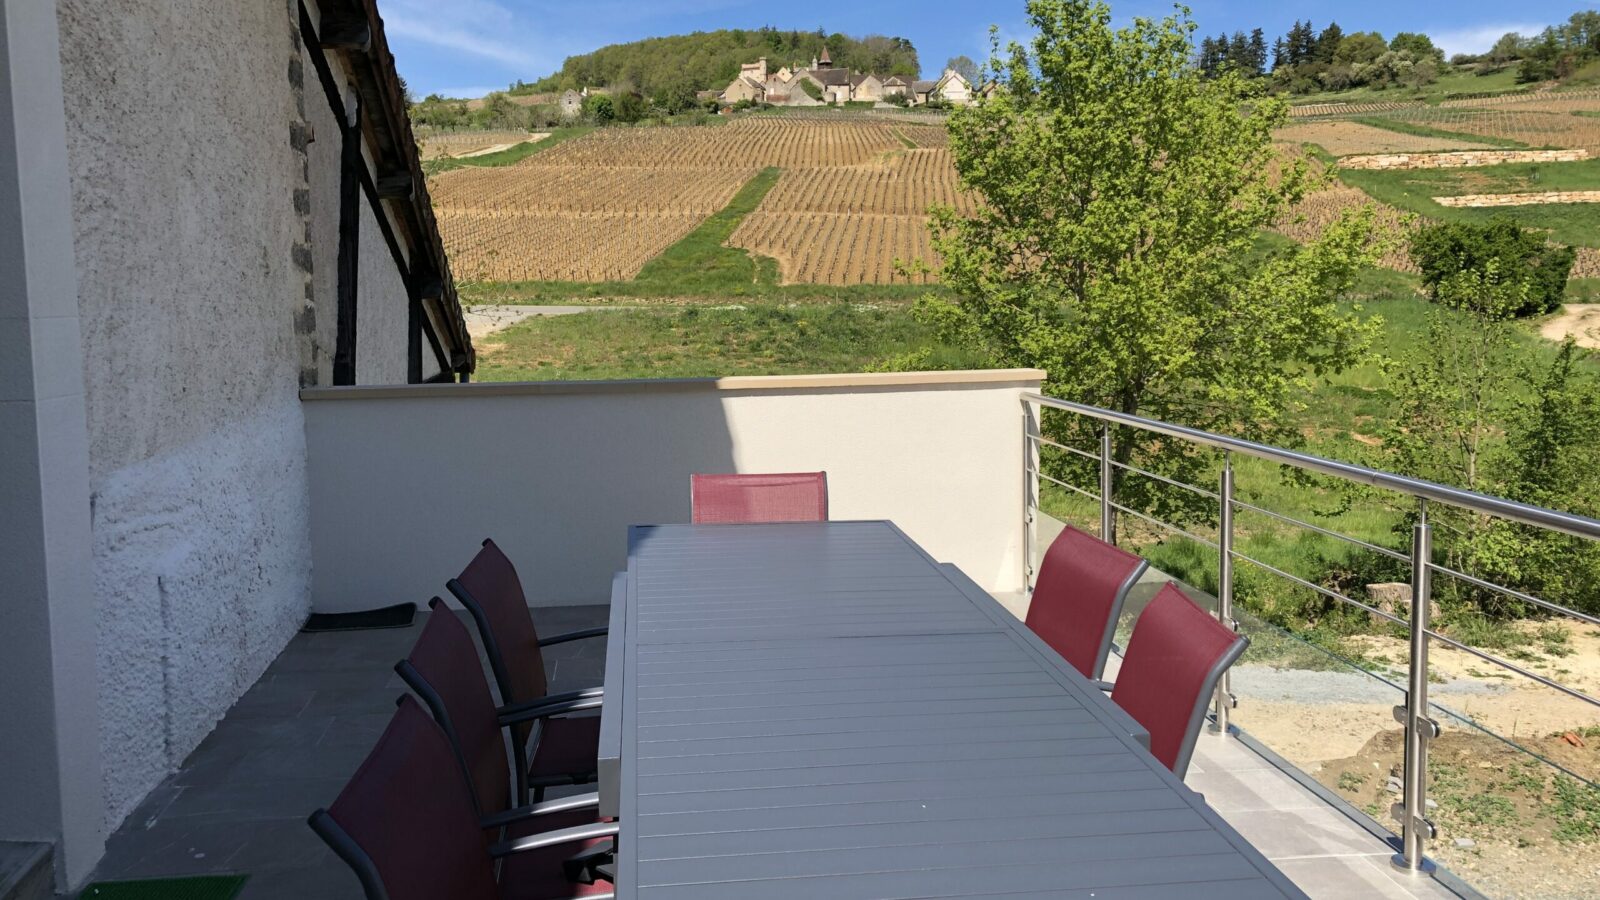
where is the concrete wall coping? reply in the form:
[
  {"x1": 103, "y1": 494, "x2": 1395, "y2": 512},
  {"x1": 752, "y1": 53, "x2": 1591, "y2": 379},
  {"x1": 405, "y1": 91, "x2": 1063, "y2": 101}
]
[{"x1": 299, "y1": 369, "x2": 1048, "y2": 401}]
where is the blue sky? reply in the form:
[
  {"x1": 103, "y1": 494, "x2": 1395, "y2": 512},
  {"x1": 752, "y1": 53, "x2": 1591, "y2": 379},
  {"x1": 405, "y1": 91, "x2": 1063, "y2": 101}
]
[{"x1": 382, "y1": 0, "x2": 1595, "y2": 98}]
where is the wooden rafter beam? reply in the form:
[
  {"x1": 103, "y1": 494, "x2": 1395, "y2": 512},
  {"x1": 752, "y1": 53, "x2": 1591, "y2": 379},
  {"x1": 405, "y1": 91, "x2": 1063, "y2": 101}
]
[
  {"x1": 319, "y1": 17, "x2": 371, "y2": 52},
  {"x1": 376, "y1": 172, "x2": 413, "y2": 199}
]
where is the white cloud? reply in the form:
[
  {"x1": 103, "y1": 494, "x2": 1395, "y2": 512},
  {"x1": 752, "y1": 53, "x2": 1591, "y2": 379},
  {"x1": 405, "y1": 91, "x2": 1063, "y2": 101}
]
[
  {"x1": 381, "y1": 0, "x2": 544, "y2": 71},
  {"x1": 1431, "y1": 22, "x2": 1550, "y2": 57}
]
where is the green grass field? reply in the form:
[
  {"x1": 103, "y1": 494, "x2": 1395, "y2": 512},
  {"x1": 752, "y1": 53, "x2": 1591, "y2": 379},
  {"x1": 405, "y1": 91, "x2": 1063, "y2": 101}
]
[
  {"x1": 473, "y1": 303, "x2": 980, "y2": 381},
  {"x1": 1289, "y1": 66, "x2": 1529, "y2": 108},
  {"x1": 1338, "y1": 158, "x2": 1600, "y2": 247}
]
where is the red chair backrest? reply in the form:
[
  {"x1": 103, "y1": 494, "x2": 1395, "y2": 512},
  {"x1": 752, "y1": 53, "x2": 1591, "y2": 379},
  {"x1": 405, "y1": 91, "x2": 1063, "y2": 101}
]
[
  {"x1": 401, "y1": 599, "x2": 514, "y2": 819},
  {"x1": 1111, "y1": 583, "x2": 1248, "y2": 778},
  {"x1": 451, "y1": 539, "x2": 549, "y2": 749},
  {"x1": 1024, "y1": 526, "x2": 1147, "y2": 679},
  {"x1": 691, "y1": 472, "x2": 828, "y2": 524},
  {"x1": 321, "y1": 696, "x2": 499, "y2": 900}
]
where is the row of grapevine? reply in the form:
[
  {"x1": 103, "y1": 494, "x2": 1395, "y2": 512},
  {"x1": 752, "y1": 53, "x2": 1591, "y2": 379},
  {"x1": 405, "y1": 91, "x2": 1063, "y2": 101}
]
[{"x1": 730, "y1": 211, "x2": 941, "y2": 285}]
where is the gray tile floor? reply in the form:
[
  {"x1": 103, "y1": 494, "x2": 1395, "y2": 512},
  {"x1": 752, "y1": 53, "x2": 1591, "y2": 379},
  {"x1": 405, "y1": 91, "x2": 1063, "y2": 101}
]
[
  {"x1": 89, "y1": 601, "x2": 1469, "y2": 900},
  {"x1": 88, "y1": 605, "x2": 608, "y2": 900}
]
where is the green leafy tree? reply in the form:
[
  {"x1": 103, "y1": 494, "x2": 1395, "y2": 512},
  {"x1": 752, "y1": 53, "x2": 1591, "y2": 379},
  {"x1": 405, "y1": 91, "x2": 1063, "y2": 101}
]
[
  {"x1": 652, "y1": 76, "x2": 699, "y2": 115},
  {"x1": 912, "y1": 0, "x2": 1384, "y2": 528},
  {"x1": 1408, "y1": 218, "x2": 1575, "y2": 318},
  {"x1": 1379, "y1": 270, "x2": 1600, "y2": 619},
  {"x1": 1389, "y1": 32, "x2": 1444, "y2": 63},
  {"x1": 614, "y1": 91, "x2": 648, "y2": 123},
  {"x1": 946, "y1": 54, "x2": 981, "y2": 83},
  {"x1": 1490, "y1": 32, "x2": 1526, "y2": 65},
  {"x1": 583, "y1": 94, "x2": 615, "y2": 125},
  {"x1": 1334, "y1": 32, "x2": 1387, "y2": 66}
]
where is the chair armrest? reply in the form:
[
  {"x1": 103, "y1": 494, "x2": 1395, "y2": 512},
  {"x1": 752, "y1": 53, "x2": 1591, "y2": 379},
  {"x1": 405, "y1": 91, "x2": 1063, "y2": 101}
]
[
  {"x1": 479, "y1": 793, "x2": 601, "y2": 830},
  {"x1": 538, "y1": 626, "x2": 609, "y2": 648},
  {"x1": 498, "y1": 691, "x2": 604, "y2": 726},
  {"x1": 1094, "y1": 679, "x2": 1114, "y2": 693},
  {"x1": 489, "y1": 821, "x2": 621, "y2": 857},
  {"x1": 500, "y1": 687, "x2": 603, "y2": 716}
]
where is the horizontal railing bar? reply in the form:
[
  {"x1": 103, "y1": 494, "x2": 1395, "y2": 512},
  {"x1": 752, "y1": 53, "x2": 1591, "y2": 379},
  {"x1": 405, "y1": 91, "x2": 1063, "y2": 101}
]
[
  {"x1": 1030, "y1": 433, "x2": 1101, "y2": 463},
  {"x1": 1028, "y1": 394, "x2": 1600, "y2": 541},
  {"x1": 1108, "y1": 458, "x2": 1220, "y2": 500},
  {"x1": 1424, "y1": 628, "x2": 1600, "y2": 711},
  {"x1": 1234, "y1": 554, "x2": 1408, "y2": 627},
  {"x1": 1037, "y1": 472, "x2": 1101, "y2": 503},
  {"x1": 1426, "y1": 563, "x2": 1600, "y2": 629},
  {"x1": 1109, "y1": 502, "x2": 1220, "y2": 550},
  {"x1": 1231, "y1": 498, "x2": 1411, "y2": 563}
]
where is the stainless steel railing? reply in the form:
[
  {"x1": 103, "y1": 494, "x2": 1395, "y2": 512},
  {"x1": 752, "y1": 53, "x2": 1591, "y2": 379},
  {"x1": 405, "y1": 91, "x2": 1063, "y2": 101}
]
[{"x1": 1021, "y1": 393, "x2": 1600, "y2": 875}]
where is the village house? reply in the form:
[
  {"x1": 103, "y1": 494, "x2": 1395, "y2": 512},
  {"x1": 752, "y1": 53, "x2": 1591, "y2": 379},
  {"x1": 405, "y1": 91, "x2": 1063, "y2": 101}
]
[
  {"x1": 851, "y1": 72, "x2": 885, "y2": 102},
  {"x1": 559, "y1": 88, "x2": 584, "y2": 118},
  {"x1": 932, "y1": 68, "x2": 975, "y2": 105},
  {"x1": 716, "y1": 46, "x2": 971, "y2": 108}
]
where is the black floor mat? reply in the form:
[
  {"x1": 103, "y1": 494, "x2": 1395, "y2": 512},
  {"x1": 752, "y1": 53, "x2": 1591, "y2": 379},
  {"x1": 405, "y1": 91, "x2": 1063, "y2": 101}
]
[{"x1": 301, "y1": 602, "x2": 416, "y2": 633}]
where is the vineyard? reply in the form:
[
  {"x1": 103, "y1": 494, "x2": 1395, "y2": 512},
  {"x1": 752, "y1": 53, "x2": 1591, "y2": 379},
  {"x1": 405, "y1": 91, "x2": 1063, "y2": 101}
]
[
  {"x1": 1273, "y1": 121, "x2": 1493, "y2": 156},
  {"x1": 428, "y1": 117, "x2": 973, "y2": 285},
  {"x1": 416, "y1": 129, "x2": 541, "y2": 160},
  {"x1": 728, "y1": 149, "x2": 978, "y2": 284},
  {"x1": 1274, "y1": 91, "x2": 1600, "y2": 279}
]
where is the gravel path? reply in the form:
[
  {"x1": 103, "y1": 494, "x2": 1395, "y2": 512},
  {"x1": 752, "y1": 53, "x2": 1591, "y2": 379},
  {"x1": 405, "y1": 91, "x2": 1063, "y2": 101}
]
[
  {"x1": 463, "y1": 304, "x2": 632, "y2": 340},
  {"x1": 1231, "y1": 664, "x2": 1510, "y2": 706}
]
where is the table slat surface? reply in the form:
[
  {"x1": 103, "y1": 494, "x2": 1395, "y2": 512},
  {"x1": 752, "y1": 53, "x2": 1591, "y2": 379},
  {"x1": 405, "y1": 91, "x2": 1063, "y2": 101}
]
[{"x1": 603, "y1": 521, "x2": 1304, "y2": 899}]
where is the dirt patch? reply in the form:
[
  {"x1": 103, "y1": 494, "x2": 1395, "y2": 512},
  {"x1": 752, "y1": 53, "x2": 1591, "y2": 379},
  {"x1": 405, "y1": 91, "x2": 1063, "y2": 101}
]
[
  {"x1": 456, "y1": 133, "x2": 550, "y2": 158},
  {"x1": 1319, "y1": 729, "x2": 1600, "y2": 898},
  {"x1": 1230, "y1": 622, "x2": 1600, "y2": 897},
  {"x1": 1543, "y1": 304, "x2": 1600, "y2": 350},
  {"x1": 1275, "y1": 121, "x2": 1495, "y2": 156}
]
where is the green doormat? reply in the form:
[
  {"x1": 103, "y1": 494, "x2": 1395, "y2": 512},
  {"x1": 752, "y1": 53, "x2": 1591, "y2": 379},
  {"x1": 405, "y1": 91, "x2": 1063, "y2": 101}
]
[{"x1": 79, "y1": 875, "x2": 247, "y2": 900}]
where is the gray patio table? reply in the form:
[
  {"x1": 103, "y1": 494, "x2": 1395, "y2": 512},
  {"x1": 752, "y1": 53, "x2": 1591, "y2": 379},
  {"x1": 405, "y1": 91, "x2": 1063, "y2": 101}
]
[{"x1": 597, "y1": 520, "x2": 1305, "y2": 899}]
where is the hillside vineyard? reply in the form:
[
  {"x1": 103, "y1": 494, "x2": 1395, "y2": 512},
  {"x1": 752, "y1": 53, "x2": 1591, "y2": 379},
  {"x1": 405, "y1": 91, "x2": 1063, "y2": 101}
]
[{"x1": 428, "y1": 117, "x2": 976, "y2": 285}]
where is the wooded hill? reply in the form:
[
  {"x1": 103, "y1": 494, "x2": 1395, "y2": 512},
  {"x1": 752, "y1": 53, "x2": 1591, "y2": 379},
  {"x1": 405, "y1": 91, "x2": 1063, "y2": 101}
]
[{"x1": 519, "y1": 28, "x2": 921, "y2": 99}]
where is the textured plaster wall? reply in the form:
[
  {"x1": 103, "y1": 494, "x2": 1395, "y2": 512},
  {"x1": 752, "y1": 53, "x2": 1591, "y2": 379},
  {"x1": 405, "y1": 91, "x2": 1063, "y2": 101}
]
[
  {"x1": 305, "y1": 48, "x2": 341, "y2": 386},
  {"x1": 56, "y1": 0, "x2": 314, "y2": 829},
  {"x1": 355, "y1": 195, "x2": 409, "y2": 384}
]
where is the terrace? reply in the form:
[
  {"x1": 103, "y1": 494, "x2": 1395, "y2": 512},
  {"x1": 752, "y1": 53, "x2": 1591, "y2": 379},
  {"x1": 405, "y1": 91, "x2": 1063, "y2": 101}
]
[{"x1": 53, "y1": 369, "x2": 1600, "y2": 899}]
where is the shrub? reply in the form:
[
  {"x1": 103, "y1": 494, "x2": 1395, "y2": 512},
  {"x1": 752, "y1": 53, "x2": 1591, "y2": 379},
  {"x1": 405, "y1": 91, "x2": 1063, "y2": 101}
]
[
  {"x1": 583, "y1": 94, "x2": 615, "y2": 125},
  {"x1": 1408, "y1": 218, "x2": 1575, "y2": 317}
]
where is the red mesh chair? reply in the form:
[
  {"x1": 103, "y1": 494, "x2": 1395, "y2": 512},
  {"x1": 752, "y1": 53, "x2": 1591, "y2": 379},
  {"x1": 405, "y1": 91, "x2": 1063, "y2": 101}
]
[
  {"x1": 447, "y1": 539, "x2": 607, "y2": 804},
  {"x1": 308, "y1": 695, "x2": 616, "y2": 900},
  {"x1": 398, "y1": 598, "x2": 614, "y2": 885},
  {"x1": 1110, "y1": 583, "x2": 1249, "y2": 778},
  {"x1": 1024, "y1": 526, "x2": 1148, "y2": 680},
  {"x1": 690, "y1": 472, "x2": 828, "y2": 524}
]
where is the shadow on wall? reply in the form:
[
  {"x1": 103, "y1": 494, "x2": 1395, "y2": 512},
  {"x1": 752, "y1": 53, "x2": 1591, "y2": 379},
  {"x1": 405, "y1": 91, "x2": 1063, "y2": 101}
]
[
  {"x1": 306, "y1": 389, "x2": 737, "y2": 611},
  {"x1": 302, "y1": 373, "x2": 1040, "y2": 613}
]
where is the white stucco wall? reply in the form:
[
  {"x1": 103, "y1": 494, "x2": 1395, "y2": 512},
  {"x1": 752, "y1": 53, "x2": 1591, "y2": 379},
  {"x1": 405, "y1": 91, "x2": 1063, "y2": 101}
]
[
  {"x1": 355, "y1": 193, "x2": 410, "y2": 385},
  {"x1": 56, "y1": 0, "x2": 314, "y2": 830},
  {"x1": 302, "y1": 370, "x2": 1043, "y2": 613}
]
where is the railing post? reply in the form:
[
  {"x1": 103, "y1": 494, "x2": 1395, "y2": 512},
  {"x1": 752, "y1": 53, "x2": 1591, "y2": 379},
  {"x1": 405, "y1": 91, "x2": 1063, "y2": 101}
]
[
  {"x1": 1392, "y1": 499, "x2": 1439, "y2": 874},
  {"x1": 1211, "y1": 454, "x2": 1237, "y2": 734},
  {"x1": 1099, "y1": 425, "x2": 1114, "y2": 544},
  {"x1": 1023, "y1": 401, "x2": 1039, "y2": 593}
]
